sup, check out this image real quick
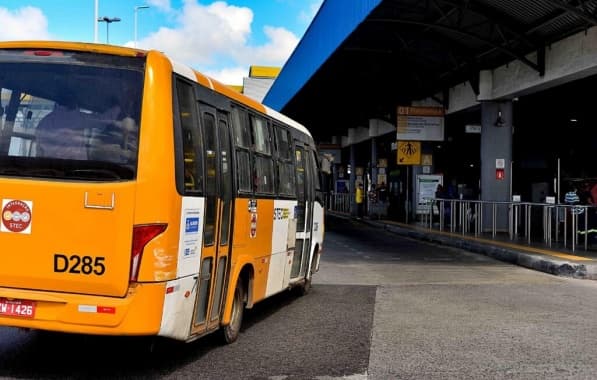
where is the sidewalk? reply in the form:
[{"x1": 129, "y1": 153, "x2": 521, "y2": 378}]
[{"x1": 326, "y1": 211, "x2": 597, "y2": 280}]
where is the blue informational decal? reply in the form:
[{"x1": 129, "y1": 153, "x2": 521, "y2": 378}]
[
  {"x1": 184, "y1": 246, "x2": 197, "y2": 257},
  {"x1": 185, "y1": 217, "x2": 200, "y2": 233}
]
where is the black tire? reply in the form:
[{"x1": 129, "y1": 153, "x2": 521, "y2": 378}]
[
  {"x1": 294, "y1": 253, "x2": 317, "y2": 296},
  {"x1": 294, "y1": 276, "x2": 311, "y2": 296},
  {"x1": 222, "y1": 280, "x2": 244, "y2": 344}
]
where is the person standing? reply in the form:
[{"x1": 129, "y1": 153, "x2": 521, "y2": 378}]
[
  {"x1": 377, "y1": 181, "x2": 388, "y2": 203},
  {"x1": 356, "y1": 183, "x2": 364, "y2": 219}
]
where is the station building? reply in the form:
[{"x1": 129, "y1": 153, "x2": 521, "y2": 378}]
[{"x1": 263, "y1": 0, "x2": 597, "y2": 229}]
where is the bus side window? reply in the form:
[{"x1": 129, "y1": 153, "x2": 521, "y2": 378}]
[
  {"x1": 309, "y1": 148, "x2": 323, "y2": 203},
  {"x1": 250, "y1": 115, "x2": 274, "y2": 194},
  {"x1": 202, "y1": 111, "x2": 218, "y2": 246},
  {"x1": 274, "y1": 125, "x2": 295, "y2": 196},
  {"x1": 176, "y1": 79, "x2": 202, "y2": 193},
  {"x1": 231, "y1": 106, "x2": 252, "y2": 193}
]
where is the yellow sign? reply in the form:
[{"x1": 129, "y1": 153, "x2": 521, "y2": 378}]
[
  {"x1": 397, "y1": 141, "x2": 421, "y2": 165},
  {"x1": 421, "y1": 154, "x2": 433, "y2": 166}
]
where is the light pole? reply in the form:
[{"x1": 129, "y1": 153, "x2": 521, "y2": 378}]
[
  {"x1": 97, "y1": 16, "x2": 121, "y2": 44},
  {"x1": 134, "y1": 5, "x2": 150, "y2": 48},
  {"x1": 94, "y1": 0, "x2": 99, "y2": 43}
]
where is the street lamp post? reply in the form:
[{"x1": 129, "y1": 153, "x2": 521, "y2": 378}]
[
  {"x1": 97, "y1": 16, "x2": 121, "y2": 44},
  {"x1": 94, "y1": 0, "x2": 99, "y2": 43},
  {"x1": 134, "y1": 5, "x2": 150, "y2": 48}
]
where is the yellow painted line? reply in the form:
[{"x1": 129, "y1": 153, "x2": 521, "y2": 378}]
[{"x1": 382, "y1": 220, "x2": 594, "y2": 262}]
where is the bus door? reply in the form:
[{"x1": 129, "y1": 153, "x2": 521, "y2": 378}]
[
  {"x1": 191, "y1": 103, "x2": 233, "y2": 335},
  {"x1": 290, "y1": 143, "x2": 314, "y2": 279}
]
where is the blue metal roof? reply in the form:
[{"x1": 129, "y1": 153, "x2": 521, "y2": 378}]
[{"x1": 263, "y1": 0, "x2": 383, "y2": 111}]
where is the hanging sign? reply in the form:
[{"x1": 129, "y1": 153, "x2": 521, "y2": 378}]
[
  {"x1": 397, "y1": 141, "x2": 421, "y2": 165},
  {"x1": 397, "y1": 106, "x2": 445, "y2": 141}
]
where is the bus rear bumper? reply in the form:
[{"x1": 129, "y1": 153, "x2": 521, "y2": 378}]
[{"x1": 0, "y1": 282, "x2": 165, "y2": 336}]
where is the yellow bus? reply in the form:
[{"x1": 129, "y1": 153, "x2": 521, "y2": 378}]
[{"x1": 0, "y1": 41, "x2": 324, "y2": 343}]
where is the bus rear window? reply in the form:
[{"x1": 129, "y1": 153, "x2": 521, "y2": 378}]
[{"x1": 0, "y1": 50, "x2": 145, "y2": 181}]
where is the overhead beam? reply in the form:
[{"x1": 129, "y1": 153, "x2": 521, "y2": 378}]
[
  {"x1": 367, "y1": 18, "x2": 542, "y2": 74},
  {"x1": 544, "y1": 0, "x2": 597, "y2": 25},
  {"x1": 436, "y1": 0, "x2": 538, "y2": 49}
]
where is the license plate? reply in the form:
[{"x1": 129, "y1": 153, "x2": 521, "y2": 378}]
[{"x1": 0, "y1": 298, "x2": 36, "y2": 318}]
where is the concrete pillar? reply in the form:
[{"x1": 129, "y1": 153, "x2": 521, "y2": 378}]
[{"x1": 480, "y1": 101, "x2": 512, "y2": 231}]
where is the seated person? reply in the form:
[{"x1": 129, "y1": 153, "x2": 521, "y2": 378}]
[
  {"x1": 36, "y1": 100, "x2": 87, "y2": 160},
  {"x1": 88, "y1": 101, "x2": 139, "y2": 164}
]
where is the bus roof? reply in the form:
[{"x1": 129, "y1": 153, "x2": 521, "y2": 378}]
[{"x1": 169, "y1": 58, "x2": 312, "y2": 138}]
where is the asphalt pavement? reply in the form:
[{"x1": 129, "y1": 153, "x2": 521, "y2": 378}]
[{"x1": 327, "y1": 211, "x2": 597, "y2": 281}]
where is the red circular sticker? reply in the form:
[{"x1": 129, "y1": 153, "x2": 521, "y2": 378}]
[
  {"x1": 2, "y1": 200, "x2": 32, "y2": 233},
  {"x1": 250, "y1": 213, "x2": 257, "y2": 238}
]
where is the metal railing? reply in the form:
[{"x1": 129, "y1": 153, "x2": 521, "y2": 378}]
[
  {"x1": 325, "y1": 192, "x2": 352, "y2": 214},
  {"x1": 426, "y1": 198, "x2": 595, "y2": 252},
  {"x1": 324, "y1": 191, "x2": 596, "y2": 252}
]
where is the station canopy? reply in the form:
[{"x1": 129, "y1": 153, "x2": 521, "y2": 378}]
[{"x1": 263, "y1": 0, "x2": 597, "y2": 142}]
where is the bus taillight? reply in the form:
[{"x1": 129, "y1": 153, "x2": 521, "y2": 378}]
[{"x1": 130, "y1": 224, "x2": 167, "y2": 282}]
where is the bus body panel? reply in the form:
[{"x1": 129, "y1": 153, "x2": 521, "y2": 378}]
[
  {"x1": 158, "y1": 276, "x2": 197, "y2": 340},
  {"x1": 176, "y1": 197, "x2": 205, "y2": 278},
  {"x1": 0, "y1": 40, "x2": 146, "y2": 58},
  {"x1": 0, "y1": 283, "x2": 165, "y2": 335},
  {"x1": 133, "y1": 51, "x2": 183, "y2": 284},
  {"x1": 229, "y1": 197, "x2": 274, "y2": 304},
  {"x1": 155, "y1": 196, "x2": 207, "y2": 341},
  {"x1": 0, "y1": 179, "x2": 136, "y2": 297},
  {"x1": 133, "y1": 51, "x2": 177, "y2": 224},
  {"x1": 310, "y1": 202, "x2": 325, "y2": 273},
  {"x1": 266, "y1": 199, "x2": 298, "y2": 297}
]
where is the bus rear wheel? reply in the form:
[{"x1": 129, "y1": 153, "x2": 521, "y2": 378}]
[
  {"x1": 294, "y1": 277, "x2": 311, "y2": 296},
  {"x1": 294, "y1": 253, "x2": 318, "y2": 296},
  {"x1": 222, "y1": 280, "x2": 244, "y2": 344}
]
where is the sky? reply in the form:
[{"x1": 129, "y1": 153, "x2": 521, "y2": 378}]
[{"x1": 0, "y1": 0, "x2": 323, "y2": 85}]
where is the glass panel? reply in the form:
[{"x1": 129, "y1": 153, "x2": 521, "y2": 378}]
[
  {"x1": 255, "y1": 156, "x2": 274, "y2": 194},
  {"x1": 231, "y1": 107, "x2": 250, "y2": 148},
  {"x1": 310, "y1": 150, "x2": 321, "y2": 192},
  {"x1": 194, "y1": 258, "x2": 212, "y2": 325},
  {"x1": 210, "y1": 257, "x2": 227, "y2": 321},
  {"x1": 251, "y1": 115, "x2": 271, "y2": 155},
  {"x1": 275, "y1": 127, "x2": 291, "y2": 160},
  {"x1": 203, "y1": 112, "x2": 217, "y2": 246},
  {"x1": 277, "y1": 162, "x2": 296, "y2": 196},
  {"x1": 177, "y1": 80, "x2": 202, "y2": 193},
  {"x1": 0, "y1": 51, "x2": 144, "y2": 181},
  {"x1": 295, "y1": 147, "x2": 306, "y2": 230},
  {"x1": 219, "y1": 118, "x2": 232, "y2": 245},
  {"x1": 236, "y1": 150, "x2": 252, "y2": 192}
]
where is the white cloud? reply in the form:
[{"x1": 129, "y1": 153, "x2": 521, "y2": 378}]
[
  {"x1": 146, "y1": 0, "x2": 172, "y2": 12},
  {"x1": 137, "y1": 1, "x2": 253, "y2": 65},
  {"x1": 235, "y1": 26, "x2": 298, "y2": 65},
  {"x1": 0, "y1": 7, "x2": 51, "y2": 41},
  {"x1": 0, "y1": 1, "x2": 315, "y2": 87},
  {"x1": 299, "y1": 0, "x2": 323, "y2": 24},
  {"x1": 203, "y1": 66, "x2": 248, "y2": 85},
  {"x1": 135, "y1": 0, "x2": 300, "y2": 85}
]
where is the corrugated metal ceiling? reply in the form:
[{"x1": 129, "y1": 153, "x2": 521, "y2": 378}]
[{"x1": 266, "y1": 0, "x2": 597, "y2": 142}]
